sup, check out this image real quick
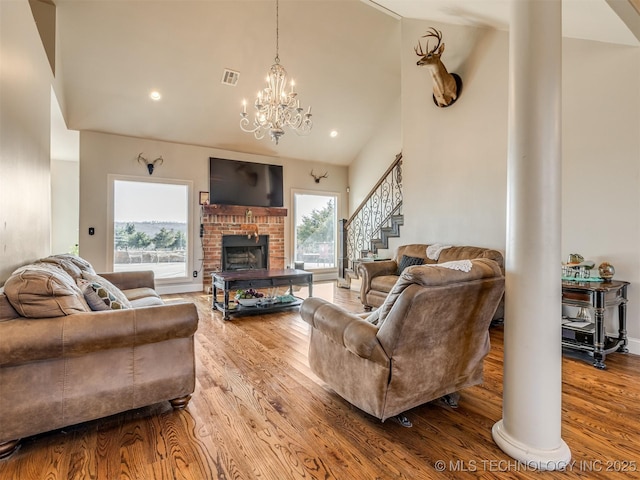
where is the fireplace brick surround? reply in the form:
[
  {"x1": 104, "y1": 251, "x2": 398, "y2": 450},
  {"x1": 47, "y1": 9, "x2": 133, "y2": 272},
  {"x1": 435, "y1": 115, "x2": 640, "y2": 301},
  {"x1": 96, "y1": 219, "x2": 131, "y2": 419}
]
[{"x1": 202, "y1": 204, "x2": 287, "y2": 290}]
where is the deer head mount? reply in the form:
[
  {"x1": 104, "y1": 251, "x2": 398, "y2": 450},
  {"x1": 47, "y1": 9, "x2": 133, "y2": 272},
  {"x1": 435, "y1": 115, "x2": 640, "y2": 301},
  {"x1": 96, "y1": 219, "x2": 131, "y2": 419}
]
[
  {"x1": 310, "y1": 170, "x2": 328, "y2": 183},
  {"x1": 137, "y1": 153, "x2": 164, "y2": 175},
  {"x1": 415, "y1": 28, "x2": 462, "y2": 108}
]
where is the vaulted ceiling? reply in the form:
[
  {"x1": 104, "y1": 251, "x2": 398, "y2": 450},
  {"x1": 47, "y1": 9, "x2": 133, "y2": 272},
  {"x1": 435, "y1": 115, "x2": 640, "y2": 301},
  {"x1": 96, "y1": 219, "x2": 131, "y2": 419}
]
[{"x1": 55, "y1": 0, "x2": 639, "y2": 166}]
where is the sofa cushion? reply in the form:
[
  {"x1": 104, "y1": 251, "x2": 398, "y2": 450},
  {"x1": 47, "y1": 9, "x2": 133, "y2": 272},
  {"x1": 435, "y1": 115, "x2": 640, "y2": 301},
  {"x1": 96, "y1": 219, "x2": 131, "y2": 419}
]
[
  {"x1": 4, "y1": 262, "x2": 90, "y2": 318},
  {"x1": 81, "y1": 272, "x2": 133, "y2": 309},
  {"x1": 130, "y1": 296, "x2": 165, "y2": 308},
  {"x1": 123, "y1": 287, "x2": 161, "y2": 302},
  {"x1": 396, "y1": 255, "x2": 424, "y2": 275},
  {"x1": 394, "y1": 244, "x2": 436, "y2": 264},
  {"x1": 437, "y1": 246, "x2": 504, "y2": 270},
  {"x1": 371, "y1": 275, "x2": 401, "y2": 293},
  {"x1": 125, "y1": 288, "x2": 164, "y2": 308}
]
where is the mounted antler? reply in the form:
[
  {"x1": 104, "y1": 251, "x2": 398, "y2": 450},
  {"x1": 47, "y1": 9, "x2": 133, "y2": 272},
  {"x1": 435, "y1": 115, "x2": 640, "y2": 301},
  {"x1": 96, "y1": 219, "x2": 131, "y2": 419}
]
[
  {"x1": 415, "y1": 28, "x2": 461, "y2": 108},
  {"x1": 415, "y1": 27, "x2": 443, "y2": 59},
  {"x1": 310, "y1": 170, "x2": 328, "y2": 183},
  {"x1": 137, "y1": 153, "x2": 164, "y2": 175}
]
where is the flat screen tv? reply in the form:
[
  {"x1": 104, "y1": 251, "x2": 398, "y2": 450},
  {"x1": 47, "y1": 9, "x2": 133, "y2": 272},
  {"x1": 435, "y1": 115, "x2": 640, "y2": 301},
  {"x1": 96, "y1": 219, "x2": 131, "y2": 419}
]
[{"x1": 209, "y1": 157, "x2": 284, "y2": 208}]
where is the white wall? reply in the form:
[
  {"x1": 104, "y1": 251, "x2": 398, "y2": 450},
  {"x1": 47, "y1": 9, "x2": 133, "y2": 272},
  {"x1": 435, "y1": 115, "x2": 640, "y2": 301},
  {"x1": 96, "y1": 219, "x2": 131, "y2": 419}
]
[
  {"x1": 79, "y1": 131, "x2": 348, "y2": 291},
  {"x1": 561, "y1": 38, "x2": 640, "y2": 348},
  {"x1": 0, "y1": 0, "x2": 53, "y2": 283},
  {"x1": 51, "y1": 159, "x2": 79, "y2": 254},
  {"x1": 397, "y1": 18, "x2": 640, "y2": 347},
  {"x1": 348, "y1": 96, "x2": 402, "y2": 215},
  {"x1": 401, "y1": 21, "x2": 509, "y2": 250}
]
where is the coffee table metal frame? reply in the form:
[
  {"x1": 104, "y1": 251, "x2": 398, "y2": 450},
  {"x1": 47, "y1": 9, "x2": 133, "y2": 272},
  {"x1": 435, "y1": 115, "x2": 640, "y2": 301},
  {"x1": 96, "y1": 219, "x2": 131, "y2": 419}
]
[{"x1": 211, "y1": 268, "x2": 313, "y2": 320}]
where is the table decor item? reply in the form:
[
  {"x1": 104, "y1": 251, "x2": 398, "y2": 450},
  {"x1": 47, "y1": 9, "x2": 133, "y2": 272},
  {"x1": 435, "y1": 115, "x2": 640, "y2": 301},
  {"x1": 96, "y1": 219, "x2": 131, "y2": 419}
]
[
  {"x1": 598, "y1": 262, "x2": 615, "y2": 282},
  {"x1": 235, "y1": 288, "x2": 264, "y2": 306}
]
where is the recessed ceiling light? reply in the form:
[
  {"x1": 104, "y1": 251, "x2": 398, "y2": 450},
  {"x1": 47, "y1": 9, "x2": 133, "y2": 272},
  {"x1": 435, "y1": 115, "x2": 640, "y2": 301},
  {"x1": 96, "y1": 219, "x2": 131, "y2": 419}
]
[
  {"x1": 330, "y1": 130, "x2": 338, "y2": 138},
  {"x1": 150, "y1": 91, "x2": 162, "y2": 101}
]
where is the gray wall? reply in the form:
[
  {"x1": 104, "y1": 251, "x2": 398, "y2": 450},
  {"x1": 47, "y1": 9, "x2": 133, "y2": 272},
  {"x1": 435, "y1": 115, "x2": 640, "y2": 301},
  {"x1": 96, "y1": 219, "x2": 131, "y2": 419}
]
[{"x1": 0, "y1": 1, "x2": 53, "y2": 284}]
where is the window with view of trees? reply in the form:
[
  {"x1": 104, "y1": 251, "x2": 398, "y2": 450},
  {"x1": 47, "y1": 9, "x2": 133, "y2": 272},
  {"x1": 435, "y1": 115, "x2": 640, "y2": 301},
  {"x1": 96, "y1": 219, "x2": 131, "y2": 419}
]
[
  {"x1": 294, "y1": 193, "x2": 337, "y2": 270},
  {"x1": 113, "y1": 179, "x2": 189, "y2": 279}
]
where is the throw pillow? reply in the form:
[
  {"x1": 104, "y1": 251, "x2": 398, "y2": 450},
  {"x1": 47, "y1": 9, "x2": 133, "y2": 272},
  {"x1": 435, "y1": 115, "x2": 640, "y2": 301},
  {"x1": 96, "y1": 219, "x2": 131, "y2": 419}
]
[
  {"x1": 396, "y1": 255, "x2": 424, "y2": 275},
  {"x1": 78, "y1": 279, "x2": 129, "y2": 311},
  {"x1": 81, "y1": 272, "x2": 133, "y2": 308}
]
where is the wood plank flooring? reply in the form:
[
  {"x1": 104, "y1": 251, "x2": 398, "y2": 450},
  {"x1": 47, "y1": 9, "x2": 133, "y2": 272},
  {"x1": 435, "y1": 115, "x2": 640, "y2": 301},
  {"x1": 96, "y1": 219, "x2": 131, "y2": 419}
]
[{"x1": 2, "y1": 282, "x2": 640, "y2": 479}]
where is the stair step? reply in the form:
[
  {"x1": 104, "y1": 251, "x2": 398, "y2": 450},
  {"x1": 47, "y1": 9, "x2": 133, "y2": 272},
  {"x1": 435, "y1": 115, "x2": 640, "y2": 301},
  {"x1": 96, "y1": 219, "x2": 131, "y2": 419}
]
[{"x1": 369, "y1": 214, "x2": 404, "y2": 252}]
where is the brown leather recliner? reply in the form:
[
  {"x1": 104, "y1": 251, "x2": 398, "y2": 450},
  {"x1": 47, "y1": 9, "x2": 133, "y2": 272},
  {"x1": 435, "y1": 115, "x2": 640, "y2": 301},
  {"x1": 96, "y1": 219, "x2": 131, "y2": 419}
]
[
  {"x1": 301, "y1": 258, "x2": 505, "y2": 422},
  {"x1": 358, "y1": 244, "x2": 505, "y2": 322}
]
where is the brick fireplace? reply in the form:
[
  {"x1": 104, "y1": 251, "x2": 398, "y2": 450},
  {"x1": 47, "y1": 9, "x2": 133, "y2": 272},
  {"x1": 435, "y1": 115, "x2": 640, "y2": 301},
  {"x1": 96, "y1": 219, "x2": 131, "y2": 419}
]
[{"x1": 202, "y1": 204, "x2": 287, "y2": 290}]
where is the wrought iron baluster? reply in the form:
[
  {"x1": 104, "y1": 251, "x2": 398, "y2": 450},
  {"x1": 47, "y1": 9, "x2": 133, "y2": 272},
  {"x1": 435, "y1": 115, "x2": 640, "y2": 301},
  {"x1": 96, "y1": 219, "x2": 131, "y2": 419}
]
[{"x1": 339, "y1": 153, "x2": 403, "y2": 282}]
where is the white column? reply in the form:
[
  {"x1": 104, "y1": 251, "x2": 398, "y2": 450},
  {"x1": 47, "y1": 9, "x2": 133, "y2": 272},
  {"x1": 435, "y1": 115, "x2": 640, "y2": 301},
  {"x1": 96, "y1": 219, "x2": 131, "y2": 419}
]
[{"x1": 492, "y1": 0, "x2": 571, "y2": 470}]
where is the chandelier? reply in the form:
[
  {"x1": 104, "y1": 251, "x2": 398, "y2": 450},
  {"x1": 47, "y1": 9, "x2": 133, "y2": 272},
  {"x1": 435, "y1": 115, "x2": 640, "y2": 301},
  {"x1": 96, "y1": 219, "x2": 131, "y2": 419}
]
[{"x1": 240, "y1": 0, "x2": 312, "y2": 145}]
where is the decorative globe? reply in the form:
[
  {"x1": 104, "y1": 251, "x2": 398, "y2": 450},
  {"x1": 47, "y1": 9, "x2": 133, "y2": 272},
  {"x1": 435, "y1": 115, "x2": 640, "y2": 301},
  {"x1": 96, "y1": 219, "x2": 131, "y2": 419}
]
[{"x1": 598, "y1": 262, "x2": 615, "y2": 281}]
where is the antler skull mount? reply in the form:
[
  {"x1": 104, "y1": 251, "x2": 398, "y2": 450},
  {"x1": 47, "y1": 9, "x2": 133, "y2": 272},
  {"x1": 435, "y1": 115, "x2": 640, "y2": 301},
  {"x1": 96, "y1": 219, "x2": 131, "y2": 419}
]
[
  {"x1": 310, "y1": 170, "x2": 328, "y2": 183},
  {"x1": 137, "y1": 152, "x2": 164, "y2": 175}
]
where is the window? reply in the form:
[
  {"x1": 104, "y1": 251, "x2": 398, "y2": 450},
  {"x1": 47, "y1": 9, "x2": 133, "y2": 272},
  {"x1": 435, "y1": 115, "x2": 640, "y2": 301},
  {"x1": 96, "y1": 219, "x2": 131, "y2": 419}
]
[
  {"x1": 112, "y1": 179, "x2": 190, "y2": 280},
  {"x1": 294, "y1": 192, "x2": 337, "y2": 270}
]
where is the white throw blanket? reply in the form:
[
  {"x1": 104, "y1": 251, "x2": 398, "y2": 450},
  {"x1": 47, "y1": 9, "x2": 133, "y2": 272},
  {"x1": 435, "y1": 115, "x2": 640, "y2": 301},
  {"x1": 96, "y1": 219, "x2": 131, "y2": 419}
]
[
  {"x1": 437, "y1": 259, "x2": 473, "y2": 273},
  {"x1": 426, "y1": 243, "x2": 452, "y2": 261}
]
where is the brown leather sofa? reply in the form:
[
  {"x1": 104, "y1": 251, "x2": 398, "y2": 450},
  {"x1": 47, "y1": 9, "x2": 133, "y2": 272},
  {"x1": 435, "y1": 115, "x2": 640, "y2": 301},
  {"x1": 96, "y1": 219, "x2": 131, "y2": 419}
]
[
  {"x1": 301, "y1": 258, "x2": 505, "y2": 422},
  {"x1": 358, "y1": 243, "x2": 505, "y2": 322},
  {"x1": 0, "y1": 254, "x2": 198, "y2": 458}
]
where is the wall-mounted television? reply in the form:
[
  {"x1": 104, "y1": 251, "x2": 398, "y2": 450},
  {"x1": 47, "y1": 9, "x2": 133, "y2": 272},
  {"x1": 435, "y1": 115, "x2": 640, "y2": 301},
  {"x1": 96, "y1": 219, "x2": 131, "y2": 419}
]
[{"x1": 209, "y1": 157, "x2": 284, "y2": 208}]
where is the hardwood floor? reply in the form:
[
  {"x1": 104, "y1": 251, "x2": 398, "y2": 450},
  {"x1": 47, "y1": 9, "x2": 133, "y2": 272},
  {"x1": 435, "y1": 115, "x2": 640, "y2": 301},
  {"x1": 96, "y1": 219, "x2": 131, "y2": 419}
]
[{"x1": 2, "y1": 282, "x2": 640, "y2": 479}]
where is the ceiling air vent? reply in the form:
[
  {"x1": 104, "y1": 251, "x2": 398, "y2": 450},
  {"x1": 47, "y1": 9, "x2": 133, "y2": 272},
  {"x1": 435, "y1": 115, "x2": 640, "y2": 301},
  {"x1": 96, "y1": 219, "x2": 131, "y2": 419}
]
[{"x1": 221, "y1": 69, "x2": 240, "y2": 86}]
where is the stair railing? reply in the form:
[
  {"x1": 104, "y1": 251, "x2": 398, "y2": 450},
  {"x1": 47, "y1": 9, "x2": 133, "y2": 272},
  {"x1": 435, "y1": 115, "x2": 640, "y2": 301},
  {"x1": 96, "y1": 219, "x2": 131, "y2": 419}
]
[{"x1": 338, "y1": 153, "x2": 403, "y2": 280}]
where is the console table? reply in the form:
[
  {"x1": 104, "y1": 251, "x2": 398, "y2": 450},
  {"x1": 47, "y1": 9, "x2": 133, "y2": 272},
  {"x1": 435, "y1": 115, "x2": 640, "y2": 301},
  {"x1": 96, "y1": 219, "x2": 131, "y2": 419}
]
[
  {"x1": 211, "y1": 269, "x2": 313, "y2": 320},
  {"x1": 561, "y1": 279, "x2": 629, "y2": 369}
]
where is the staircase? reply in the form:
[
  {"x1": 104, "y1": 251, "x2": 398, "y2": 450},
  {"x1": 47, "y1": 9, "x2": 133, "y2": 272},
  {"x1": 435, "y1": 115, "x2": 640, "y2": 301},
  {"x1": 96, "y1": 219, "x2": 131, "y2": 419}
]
[
  {"x1": 370, "y1": 213, "x2": 404, "y2": 252},
  {"x1": 338, "y1": 153, "x2": 403, "y2": 287}
]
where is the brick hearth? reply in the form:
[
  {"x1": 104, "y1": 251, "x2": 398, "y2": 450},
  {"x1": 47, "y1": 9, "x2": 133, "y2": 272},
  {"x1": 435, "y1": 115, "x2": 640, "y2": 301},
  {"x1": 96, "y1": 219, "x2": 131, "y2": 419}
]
[{"x1": 202, "y1": 204, "x2": 287, "y2": 290}]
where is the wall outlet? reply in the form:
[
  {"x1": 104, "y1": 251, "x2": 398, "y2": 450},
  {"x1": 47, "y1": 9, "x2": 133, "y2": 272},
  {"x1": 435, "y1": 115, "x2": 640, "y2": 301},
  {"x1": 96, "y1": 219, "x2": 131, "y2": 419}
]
[{"x1": 193, "y1": 270, "x2": 198, "y2": 278}]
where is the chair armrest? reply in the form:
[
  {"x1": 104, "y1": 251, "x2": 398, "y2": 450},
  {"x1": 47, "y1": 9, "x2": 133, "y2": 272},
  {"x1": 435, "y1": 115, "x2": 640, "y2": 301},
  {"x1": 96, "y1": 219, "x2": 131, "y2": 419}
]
[
  {"x1": 301, "y1": 297, "x2": 388, "y2": 366},
  {"x1": 358, "y1": 260, "x2": 397, "y2": 280},
  {"x1": 98, "y1": 270, "x2": 156, "y2": 290},
  {"x1": 358, "y1": 260, "x2": 398, "y2": 307},
  {"x1": 0, "y1": 302, "x2": 198, "y2": 367}
]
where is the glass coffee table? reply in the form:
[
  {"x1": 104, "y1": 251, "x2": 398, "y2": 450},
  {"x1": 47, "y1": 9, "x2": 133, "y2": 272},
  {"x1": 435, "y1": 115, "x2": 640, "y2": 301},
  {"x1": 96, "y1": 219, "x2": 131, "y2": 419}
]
[{"x1": 211, "y1": 268, "x2": 313, "y2": 320}]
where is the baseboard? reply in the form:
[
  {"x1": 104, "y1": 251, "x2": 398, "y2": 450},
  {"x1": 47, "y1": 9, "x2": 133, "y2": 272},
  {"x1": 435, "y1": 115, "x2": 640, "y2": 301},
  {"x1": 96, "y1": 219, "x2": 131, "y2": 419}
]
[
  {"x1": 310, "y1": 270, "x2": 337, "y2": 283},
  {"x1": 626, "y1": 336, "x2": 640, "y2": 355},
  {"x1": 156, "y1": 283, "x2": 203, "y2": 295}
]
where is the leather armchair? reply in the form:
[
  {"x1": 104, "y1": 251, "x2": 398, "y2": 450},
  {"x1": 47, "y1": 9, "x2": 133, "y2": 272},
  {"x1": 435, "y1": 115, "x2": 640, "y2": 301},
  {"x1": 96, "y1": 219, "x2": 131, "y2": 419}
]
[
  {"x1": 358, "y1": 244, "x2": 505, "y2": 322},
  {"x1": 301, "y1": 258, "x2": 505, "y2": 422}
]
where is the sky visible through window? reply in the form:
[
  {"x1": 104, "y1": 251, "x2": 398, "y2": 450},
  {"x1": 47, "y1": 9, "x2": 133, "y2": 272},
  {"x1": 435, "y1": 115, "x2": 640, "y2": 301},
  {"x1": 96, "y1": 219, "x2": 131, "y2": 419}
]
[
  {"x1": 114, "y1": 181, "x2": 187, "y2": 222},
  {"x1": 295, "y1": 194, "x2": 331, "y2": 225}
]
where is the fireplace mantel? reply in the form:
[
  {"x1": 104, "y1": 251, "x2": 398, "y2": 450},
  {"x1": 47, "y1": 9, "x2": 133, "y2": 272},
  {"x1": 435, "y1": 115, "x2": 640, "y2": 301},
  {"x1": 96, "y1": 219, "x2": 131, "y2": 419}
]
[{"x1": 204, "y1": 204, "x2": 287, "y2": 217}]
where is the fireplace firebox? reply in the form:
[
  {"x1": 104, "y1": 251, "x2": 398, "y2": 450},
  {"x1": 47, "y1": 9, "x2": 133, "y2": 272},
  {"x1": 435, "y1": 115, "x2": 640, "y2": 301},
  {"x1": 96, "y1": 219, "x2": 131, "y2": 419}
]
[{"x1": 222, "y1": 235, "x2": 269, "y2": 271}]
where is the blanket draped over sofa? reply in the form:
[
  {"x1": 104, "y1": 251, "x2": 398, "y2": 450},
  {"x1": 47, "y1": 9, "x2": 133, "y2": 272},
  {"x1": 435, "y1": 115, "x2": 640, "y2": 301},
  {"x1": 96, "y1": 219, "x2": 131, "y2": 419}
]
[{"x1": 0, "y1": 254, "x2": 198, "y2": 458}]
